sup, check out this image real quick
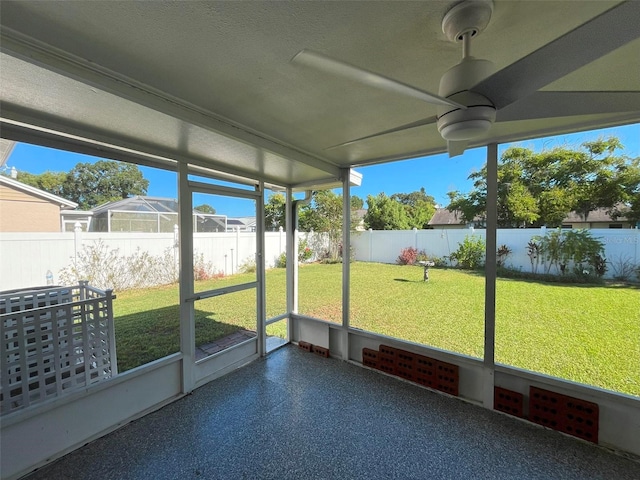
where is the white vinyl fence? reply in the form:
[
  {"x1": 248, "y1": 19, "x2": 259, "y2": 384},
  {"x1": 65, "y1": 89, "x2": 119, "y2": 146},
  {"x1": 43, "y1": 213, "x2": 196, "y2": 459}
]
[
  {"x1": 1, "y1": 227, "x2": 638, "y2": 291},
  {"x1": 0, "y1": 226, "x2": 330, "y2": 291},
  {"x1": 351, "y1": 227, "x2": 640, "y2": 278}
]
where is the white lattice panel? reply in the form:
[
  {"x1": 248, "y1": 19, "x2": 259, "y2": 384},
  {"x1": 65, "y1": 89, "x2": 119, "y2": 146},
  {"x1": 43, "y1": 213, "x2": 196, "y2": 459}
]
[{"x1": 1, "y1": 283, "x2": 117, "y2": 414}]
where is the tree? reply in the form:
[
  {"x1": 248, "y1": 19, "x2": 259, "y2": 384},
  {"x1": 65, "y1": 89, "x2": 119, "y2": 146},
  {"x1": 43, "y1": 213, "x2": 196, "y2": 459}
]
[
  {"x1": 350, "y1": 195, "x2": 364, "y2": 210},
  {"x1": 16, "y1": 171, "x2": 68, "y2": 198},
  {"x1": 363, "y1": 193, "x2": 411, "y2": 230},
  {"x1": 298, "y1": 190, "x2": 361, "y2": 259},
  {"x1": 609, "y1": 156, "x2": 640, "y2": 225},
  {"x1": 63, "y1": 161, "x2": 149, "y2": 209},
  {"x1": 446, "y1": 137, "x2": 638, "y2": 228},
  {"x1": 194, "y1": 204, "x2": 216, "y2": 214},
  {"x1": 390, "y1": 187, "x2": 437, "y2": 228},
  {"x1": 264, "y1": 193, "x2": 286, "y2": 231},
  {"x1": 16, "y1": 160, "x2": 149, "y2": 210}
]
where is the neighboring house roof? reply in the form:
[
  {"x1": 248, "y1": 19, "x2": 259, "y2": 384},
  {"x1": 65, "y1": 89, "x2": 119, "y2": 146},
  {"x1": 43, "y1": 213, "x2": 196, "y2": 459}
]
[
  {"x1": 92, "y1": 195, "x2": 228, "y2": 230},
  {"x1": 60, "y1": 209, "x2": 93, "y2": 217},
  {"x1": 562, "y1": 206, "x2": 628, "y2": 223},
  {"x1": 428, "y1": 206, "x2": 629, "y2": 227},
  {"x1": 0, "y1": 175, "x2": 77, "y2": 208},
  {"x1": 227, "y1": 217, "x2": 256, "y2": 228},
  {"x1": 0, "y1": 139, "x2": 16, "y2": 166},
  {"x1": 91, "y1": 196, "x2": 178, "y2": 215},
  {"x1": 353, "y1": 209, "x2": 367, "y2": 220},
  {"x1": 428, "y1": 208, "x2": 471, "y2": 226}
]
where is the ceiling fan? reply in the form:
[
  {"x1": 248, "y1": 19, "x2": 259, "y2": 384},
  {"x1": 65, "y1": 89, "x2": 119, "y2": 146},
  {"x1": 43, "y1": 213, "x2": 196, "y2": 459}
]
[{"x1": 291, "y1": 0, "x2": 640, "y2": 157}]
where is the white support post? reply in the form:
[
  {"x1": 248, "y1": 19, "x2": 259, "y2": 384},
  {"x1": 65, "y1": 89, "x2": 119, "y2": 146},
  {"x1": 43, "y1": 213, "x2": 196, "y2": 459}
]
[
  {"x1": 178, "y1": 160, "x2": 195, "y2": 394},
  {"x1": 256, "y1": 182, "x2": 267, "y2": 357},
  {"x1": 483, "y1": 143, "x2": 498, "y2": 408},
  {"x1": 292, "y1": 228, "x2": 299, "y2": 314},
  {"x1": 341, "y1": 169, "x2": 351, "y2": 361},
  {"x1": 285, "y1": 188, "x2": 295, "y2": 340}
]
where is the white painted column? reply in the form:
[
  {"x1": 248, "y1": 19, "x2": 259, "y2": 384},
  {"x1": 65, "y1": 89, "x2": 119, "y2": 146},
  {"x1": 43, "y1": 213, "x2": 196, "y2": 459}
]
[
  {"x1": 483, "y1": 143, "x2": 498, "y2": 408},
  {"x1": 178, "y1": 161, "x2": 195, "y2": 394},
  {"x1": 342, "y1": 169, "x2": 351, "y2": 361},
  {"x1": 256, "y1": 182, "x2": 267, "y2": 357},
  {"x1": 285, "y1": 188, "x2": 295, "y2": 340}
]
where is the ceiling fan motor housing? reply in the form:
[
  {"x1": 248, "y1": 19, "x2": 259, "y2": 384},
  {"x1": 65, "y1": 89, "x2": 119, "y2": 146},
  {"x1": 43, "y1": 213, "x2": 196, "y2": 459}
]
[{"x1": 437, "y1": 56, "x2": 496, "y2": 141}]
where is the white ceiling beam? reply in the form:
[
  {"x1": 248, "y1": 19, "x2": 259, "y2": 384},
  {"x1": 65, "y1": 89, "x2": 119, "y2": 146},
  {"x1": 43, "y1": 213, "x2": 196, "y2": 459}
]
[
  {"x1": 0, "y1": 105, "x2": 337, "y2": 188},
  {"x1": 0, "y1": 28, "x2": 342, "y2": 178}
]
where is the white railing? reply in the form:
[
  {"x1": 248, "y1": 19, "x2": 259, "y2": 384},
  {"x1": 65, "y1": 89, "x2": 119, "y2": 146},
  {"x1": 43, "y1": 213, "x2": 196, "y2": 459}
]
[{"x1": 0, "y1": 282, "x2": 117, "y2": 415}]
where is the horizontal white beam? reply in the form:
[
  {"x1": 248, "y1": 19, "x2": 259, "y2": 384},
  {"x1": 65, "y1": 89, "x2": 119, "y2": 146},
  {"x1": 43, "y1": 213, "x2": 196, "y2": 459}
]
[{"x1": 0, "y1": 29, "x2": 341, "y2": 178}]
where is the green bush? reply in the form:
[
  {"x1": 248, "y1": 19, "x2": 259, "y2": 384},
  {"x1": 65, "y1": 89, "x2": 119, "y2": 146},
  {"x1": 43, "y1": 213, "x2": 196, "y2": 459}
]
[
  {"x1": 496, "y1": 244, "x2": 512, "y2": 268},
  {"x1": 416, "y1": 250, "x2": 447, "y2": 267},
  {"x1": 535, "y1": 229, "x2": 606, "y2": 277},
  {"x1": 239, "y1": 256, "x2": 257, "y2": 273},
  {"x1": 496, "y1": 266, "x2": 604, "y2": 285},
  {"x1": 526, "y1": 239, "x2": 542, "y2": 274},
  {"x1": 609, "y1": 255, "x2": 637, "y2": 281},
  {"x1": 275, "y1": 252, "x2": 287, "y2": 268},
  {"x1": 450, "y1": 235, "x2": 486, "y2": 269},
  {"x1": 274, "y1": 239, "x2": 315, "y2": 268},
  {"x1": 299, "y1": 239, "x2": 313, "y2": 262},
  {"x1": 59, "y1": 240, "x2": 218, "y2": 290}
]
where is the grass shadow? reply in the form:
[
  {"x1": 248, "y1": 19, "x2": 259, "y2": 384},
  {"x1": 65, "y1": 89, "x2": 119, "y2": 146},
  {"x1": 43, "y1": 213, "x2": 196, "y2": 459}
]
[
  {"x1": 446, "y1": 267, "x2": 638, "y2": 290},
  {"x1": 114, "y1": 306, "x2": 251, "y2": 372},
  {"x1": 393, "y1": 278, "x2": 428, "y2": 283}
]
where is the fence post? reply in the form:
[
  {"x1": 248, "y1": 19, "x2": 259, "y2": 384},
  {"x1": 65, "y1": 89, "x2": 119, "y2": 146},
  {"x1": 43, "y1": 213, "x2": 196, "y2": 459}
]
[
  {"x1": 279, "y1": 226, "x2": 284, "y2": 256},
  {"x1": 74, "y1": 222, "x2": 82, "y2": 264},
  {"x1": 173, "y1": 224, "x2": 179, "y2": 280},
  {"x1": 235, "y1": 226, "x2": 240, "y2": 272},
  {"x1": 369, "y1": 228, "x2": 373, "y2": 262},
  {"x1": 413, "y1": 227, "x2": 418, "y2": 249},
  {"x1": 230, "y1": 248, "x2": 234, "y2": 274}
]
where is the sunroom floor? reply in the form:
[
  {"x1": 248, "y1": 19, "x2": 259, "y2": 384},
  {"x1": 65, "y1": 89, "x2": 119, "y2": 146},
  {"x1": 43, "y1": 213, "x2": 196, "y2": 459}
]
[{"x1": 25, "y1": 345, "x2": 640, "y2": 479}]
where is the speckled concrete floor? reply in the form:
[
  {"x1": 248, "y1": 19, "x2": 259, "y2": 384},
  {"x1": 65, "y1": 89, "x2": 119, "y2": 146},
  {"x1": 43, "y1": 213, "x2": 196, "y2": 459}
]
[{"x1": 25, "y1": 346, "x2": 640, "y2": 479}]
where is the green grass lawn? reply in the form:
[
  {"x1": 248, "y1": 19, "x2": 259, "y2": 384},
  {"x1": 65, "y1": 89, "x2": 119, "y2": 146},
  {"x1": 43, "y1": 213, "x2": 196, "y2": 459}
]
[{"x1": 112, "y1": 262, "x2": 639, "y2": 396}]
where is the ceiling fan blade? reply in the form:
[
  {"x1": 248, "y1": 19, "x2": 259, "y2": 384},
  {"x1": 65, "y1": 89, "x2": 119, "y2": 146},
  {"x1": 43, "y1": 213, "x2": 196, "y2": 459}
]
[
  {"x1": 292, "y1": 50, "x2": 465, "y2": 110},
  {"x1": 447, "y1": 140, "x2": 468, "y2": 158},
  {"x1": 473, "y1": 1, "x2": 640, "y2": 111},
  {"x1": 497, "y1": 91, "x2": 640, "y2": 122},
  {"x1": 325, "y1": 116, "x2": 437, "y2": 150}
]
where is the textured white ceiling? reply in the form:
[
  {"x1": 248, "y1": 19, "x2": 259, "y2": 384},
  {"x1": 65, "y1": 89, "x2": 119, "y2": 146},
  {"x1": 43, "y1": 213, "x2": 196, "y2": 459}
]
[{"x1": 1, "y1": 1, "x2": 639, "y2": 187}]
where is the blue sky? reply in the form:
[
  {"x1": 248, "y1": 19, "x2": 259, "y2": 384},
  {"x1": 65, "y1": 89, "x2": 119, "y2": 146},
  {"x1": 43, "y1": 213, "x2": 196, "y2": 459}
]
[{"x1": 4, "y1": 123, "x2": 639, "y2": 216}]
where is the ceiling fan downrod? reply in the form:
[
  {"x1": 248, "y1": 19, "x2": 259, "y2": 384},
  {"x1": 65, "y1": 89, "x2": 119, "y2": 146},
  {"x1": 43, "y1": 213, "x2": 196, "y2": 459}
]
[{"x1": 436, "y1": 0, "x2": 497, "y2": 144}]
